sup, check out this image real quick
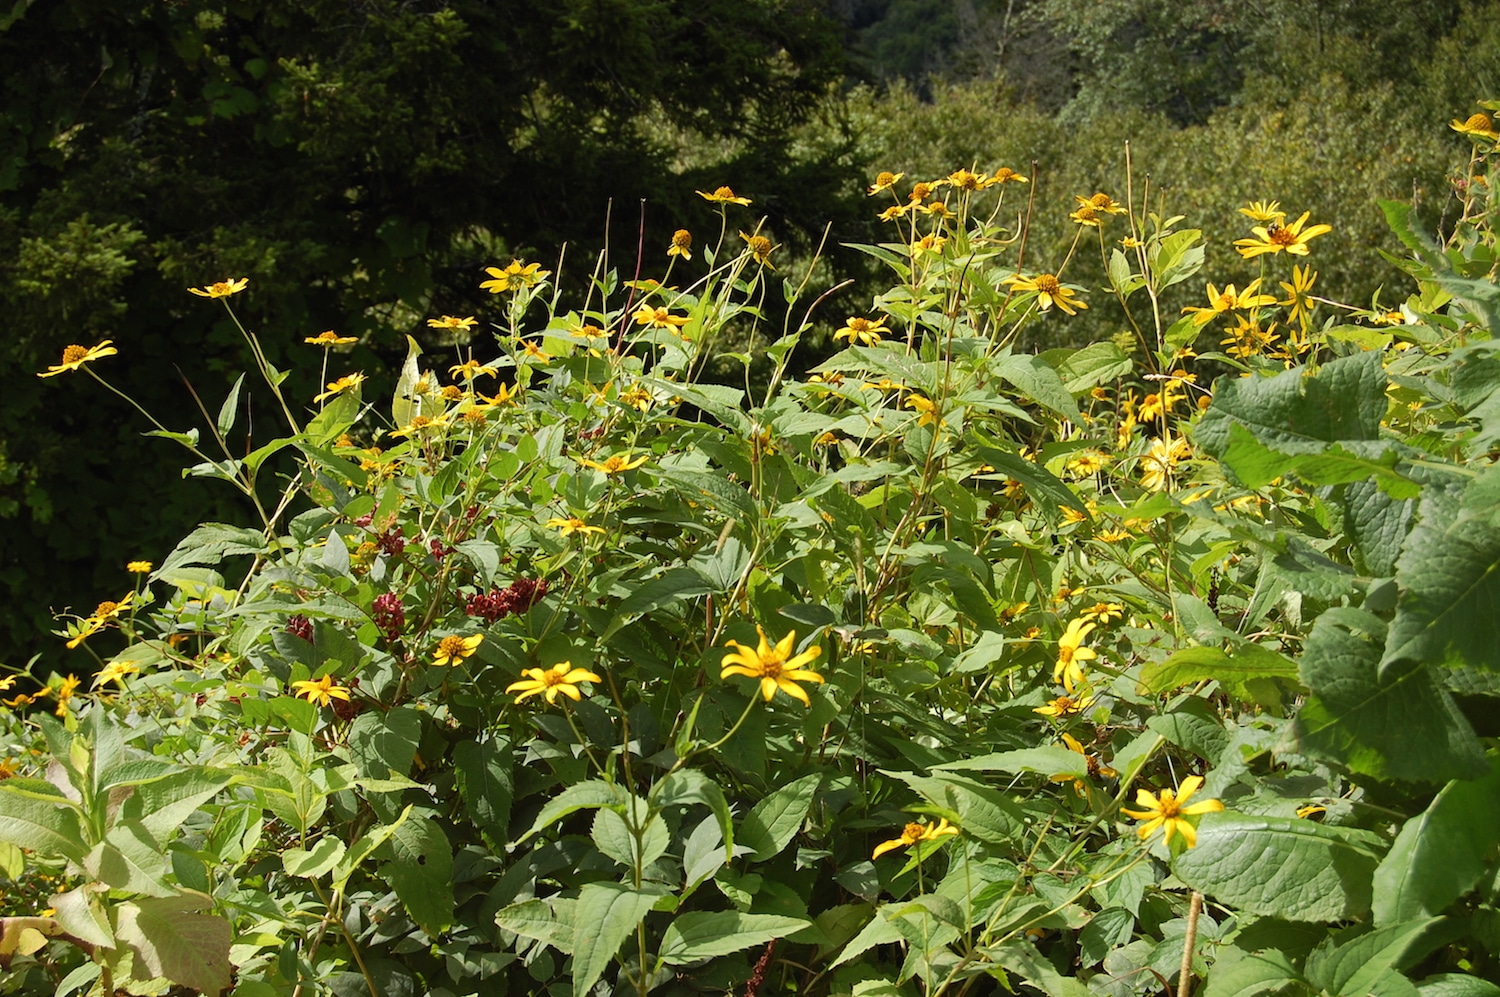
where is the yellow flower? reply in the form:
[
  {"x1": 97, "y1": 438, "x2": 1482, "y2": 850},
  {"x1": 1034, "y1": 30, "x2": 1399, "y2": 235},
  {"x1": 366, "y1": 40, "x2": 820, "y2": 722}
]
[
  {"x1": 1238, "y1": 200, "x2": 1286, "y2": 224},
  {"x1": 38, "y1": 341, "x2": 118, "y2": 377},
  {"x1": 991, "y1": 167, "x2": 1028, "y2": 184},
  {"x1": 1078, "y1": 192, "x2": 1126, "y2": 215},
  {"x1": 697, "y1": 186, "x2": 751, "y2": 205},
  {"x1": 315, "y1": 373, "x2": 366, "y2": 402},
  {"x1": 480, "y1": 260, "x2": 549, "y2": 293},
  {"x1": 1278, "y1": 265, "x2": 1318, "y2": 326},
  {"x1": 1054, "y1": 618, "x2": 1097, "y2": 692},
  {"x1": 1451, "y1": 112, "x2": 1500, "y2": 141},
  {"x1": 188, "y1": 277, "x2": 249, "y2": 298},
  {"x1": 720, "y1": 626, "x2": 825, "y2": 707},
  {"x1": 1070, "y1": 204, "x2": 1101, "y2": 227},
  {"x1": 547, "y1": 516, "x2": 605, "y2": 536},
  {"x1": 617, "y1": 385, "x2": 654, "y2": 411},
  {"x1": 923, "y1": 200, "x2": 954, "y2": 219},
  {"x1": 910, "y1": 233, "x2": 947, "y2": 255},
  {"x1": 666, "y1": 228, "x2": 694, "y2": 260},
  {"x1": 520, "y1": 340, "x2": 552, "y2": 363},
  {"x1": 577, "y1": 452, "x2": 649, "y2": 475},
  {"x1": 450, "y1": 359, "x2": 498, "y2": 381},
  {"x1": 427, "y1": 315, "x2": 478, "y2": 332},
  {"x1": 1122, "y1": 775, "x2": 1224, "y2": 848},
  {"x1": 389, "y1": 413, "x2": 448, "y2": 438},
  {"x1": 739, "y1": 231, "x2": 777, "y2": 269},
  {"x1": 290, "y1": 675, "x2": 352, "y2": 707},
  {"x1": 55, "y1": 674, "x2": 81, "y2": 717},
  {"x1": 835, "y1": 316, "x2": 889, "y2": 347},
  {"x1": 506, "y1": 662, "x2": 603, "y2": 705},
  {"x1": 433, "y1": 634, "x2": 484, "y2": 666},
  {"x1": 1033, "y1": 693, "x2": 1094, "y2": 719},
  {"x1": 92, "y1": 660, "x2": 141, "y2": 689},
  {"x1": 1052, "y1": 732, "x2": 1118, "y2": 795},
  {"x1": 944, "y1": 168, "x2": 992, "y2": 191},
  {"x1": 127, "y1": 561, "x2": 153, "y2": 574},
  {"x1": 904, "y1": 394, "x2": 938, "y2": 426},
  {"x1": 305, "y1": 330, "x2": 359, "y2": 348},
  {"x1": 1181, "y1": 279, "x2": 1276, "y2": 325},
  {"x1": 1080, "y1": 601, "x2": 1125, "y2": 624},
  {"x1": 1220, "y1": 315, "x2": 1280, "y2": 359},
  {"x1": 1234, "y1": 211, "x2": 1332, "y2": 258},
  {"x1": 480, "y1": 383, "x2": 519, "y2": 407},
  {"x1": 1003, "y1": 273, "x2": 1088, "y2": 316},
  {"x1": 867, "y1": 171, "x2": 905, "y2": 195},
  {"x1": 908, "y1": 181, "x2": 936, "y2": 204},
  {"x1": 871, "y1": 818, "x2": 959, "y2": 859},
  {"x1": 633, "y1": 304, "x2": 691, "y2": 330},
  {"x1": 877, "y1": 203, "x2": 908, "y2": 222},
  {"x1": 1066, "y1": 450, "x2": 1108, "y2": 476},
  {"x1": 1140, "y1": 437, "x2": 1192, "y2": 491}
]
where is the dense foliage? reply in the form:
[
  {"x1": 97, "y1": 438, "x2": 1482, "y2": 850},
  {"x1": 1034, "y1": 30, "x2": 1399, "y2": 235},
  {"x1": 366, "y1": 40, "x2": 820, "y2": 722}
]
[{"x1": 5, "y1": 105, "x2": 1500, "y2": 995}]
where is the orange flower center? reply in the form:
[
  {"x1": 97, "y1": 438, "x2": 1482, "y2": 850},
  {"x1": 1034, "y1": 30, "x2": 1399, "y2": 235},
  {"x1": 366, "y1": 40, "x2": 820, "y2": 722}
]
[
  {"x1": 411, "y1": 416, "x2": 432, "y2": 429},
  {"x1": 910, "y1": 182, "x2": 933, "y2": 202},
  {"x1": 541, "y1": 669, "x2": 569, "y2": 688},
  {"x1": 902, "y1": 822, "x2": 925, "y2": 841},
  {"x1": 714, "y1": 186, "x2": 735, "y2": 198},
  {"x1": 994, "y1": 168, "x2": 1016, "y2": 182},
  {"x1": 672, "y1": 229, "x2": 692, "y2": 249},
  {"x1": 438, "y1": 636, "x2": 469, "y2": 657},
  {"x1": 1269, "y1": 227, "x2": 1298, "y2": 247},
  {"x1": 94, "y1": 601, "x2": 118, "y2": 617},
  {"x1": 875, "y1": 171, "x2": 897, "y2": 186},
  {"x1": 1089, "y1": 193, "x2": 1113, "y2": 208},
  {"x1": 1034, "y1": 274, "x2": 1062, "y2": 295},
  {"x1": 1074, "y1": 205, "x2": 1098, "y2": 222},
  {"x1": 748, "y1": 236, "x2": 772, "y2": 257},
  {"x1": 61, "y1": 345, "x2": 89, "y2": 363}
]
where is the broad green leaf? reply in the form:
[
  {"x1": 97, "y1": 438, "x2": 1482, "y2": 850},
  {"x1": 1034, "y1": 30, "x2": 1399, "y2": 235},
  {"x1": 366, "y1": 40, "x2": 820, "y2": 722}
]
[
  {"x1": 654, "y1": 768, "x2": 735, "y2": 858},
  {"x1": 1343, "y1": 479, "x2": 1414, "y2": 579},
  {"x1": 571, "y1": 882, "x2": 669, "y2": 997},
  {"x1": 971, "y1": 444, "x2": 1087, "y2": 515},
  {"x1": 591, "y1": 800, "x2": 668, "y2": 870},
  {"x1": 119, "y1": 768, "x2": 231, "y2": 843},
  {"x1": 1046, "y1": 342, "x2": 1134, "y2": 393},
  {"x1": 114, "y1": 893, "x2": 232, "y2": 997},
  {"x1": 158, "y1": 523, "x2": 267, "y2": 573},
  {"x1": 738, "y1": 773, "x2": 821, "y2": 861},
  {"x1": 1078, "y1": 907, "x2": 1135, "y2": 967},
  {"x1": 1138, "y1": 644, "x2": 1298, "y2": 698},
  {"x1": 349, "y1": 706, "x2": 422, "y2": 780},
  {"x1": 992, "y1": 939, "x2": 1096, "y2": 997},
  {"x1": 608, "y1": 567, "x2": 714, "y2": 632},
  {"x1": 382, "y1": 815, "x2": 453, "y2": 937},
  {"x1": 830, "y1": 907, "x2": 903, "y2": 968},
  {"x1": 658, "y1": 912, "x2": 809, "y2": 965},
  {"x1": 282, "y1": 837, "x2": 346, "y2": 879},
  {"x1": 1305, "y1": 918, "x2": 1442, "y2": 997},
  {"x1": 1146, "y1": 697, "x2": 1229, "y2": 764},
  {"x1": 1172, "y1": 814, "x2": 1384, "y2": 922},
  {"x1": 305, "y1": 387, "x2": 361, "y2": 447},
  {"x1": 494, "y1": 897, "x2": 574, "y2": 951},
  {"x1": 49, "y1": 885, "x2": 114, "y2": 948},
  {"x1": 84, "y1": 821, "x2": 174, "y2": 896},
  {"x1": 520, "y1": 780, "x2": 625, "y2": 842},
  {"x1": 1197, "y1": 351, "x2": 1385, "y2": 458},
  {"x1": 1220, "y1": 423, "x2": 1419, "y2": 499},
  {"x1": 1293, "y1": 609, "x2": 1484, "y2": 783},
  {"x1": 453, "y1": 738, "x2": 513, "y2": 848},
  {"x1": 1203, "y1": 947, "x2": 1306, "y2": 997},
  {"x1": 1372, "y1": 758, "x2": 1500, "y2": 925},
  {"x1": 934, "y1": 747, "x2": 1087, "y2": 779},
  {"x1": 215, "y1": 374, "x2": 245, "y2": 438},
  {"x1": 1419, "y1": 975, "x2": 1500, "y2": 997},
  {"x1": 992, "y1": 353, "x2": 1081, "y2": 420},
  {"x1": 0, "y1": 787, "x2": 88, "y2": 862},
  {"x1": 883, "y1": 772, "x2": 1025, "y2": 846},
  {"x1": 391, "y1": 334, "x2": 423, "y2": 429},
  {"x1": 1382, "y1": 482, "x2": 1500, "y2": 677}
]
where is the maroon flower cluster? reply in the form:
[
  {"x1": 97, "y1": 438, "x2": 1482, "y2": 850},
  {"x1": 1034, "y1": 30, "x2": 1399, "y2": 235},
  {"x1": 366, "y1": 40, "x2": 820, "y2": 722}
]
[
  {"x1": 430, "y1": 538, "x2": 454, "y2": 560},
  {"x1": 372, "y1": 592, "x2": 405, "y2": 642},
  {"x1": 466, "y1": 577, "x2": 549, "y2": 623},
  {"x1": 376, "y1": 528, "x2": 405, "y2": 556},
  {"x1": 285, "y1": 615, "x2": 314, "y2": 643}
]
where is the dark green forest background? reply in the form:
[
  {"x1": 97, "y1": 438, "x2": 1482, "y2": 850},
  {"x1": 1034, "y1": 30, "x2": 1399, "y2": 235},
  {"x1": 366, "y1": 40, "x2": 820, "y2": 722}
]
[{"x1": 5, "y1": 0, "x2": 1499, "y2": 677}]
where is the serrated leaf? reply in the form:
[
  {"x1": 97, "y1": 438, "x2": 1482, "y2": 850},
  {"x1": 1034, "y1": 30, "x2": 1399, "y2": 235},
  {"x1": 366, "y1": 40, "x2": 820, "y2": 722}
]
[
  {"x1": 0, "y1": 787, "x2": 88, "y2": 862},
  {"x1": 520, "y1": 780, "x2": 625, "y2": 841},
  {"x1": 453, "y1": 738, "x2": 513, "y2": 848},
  {"x1": 494, "y1": 897, "x2": 574, "y2": 952},
  {"x1": 382, "y1": 815, "x2": 453, "y2": 937},
  {"x1": 114, "y1": 893, "x2": 232, "y2": 996},
  {"x1": 571, "y1": 883, "x2": 668, "y2": 997},
  {"x1": 1198, "y1": 352, "x2": 1385, "y2": 458},
  {"x1": 1203, "y1": 947, "x2": 1306, "y2": 997},
  {"x1": 659, "y1": 912, "x2": 809, "y2": 965},
  {"x1": 349, "y1": 706, "x2": 421, "y2": 780},
  {"x1": 934, "y1": 747, "x2": 1087, "y2": 779},
  {"x1": 1173, "y1": 814, "x2": 1384, "y2": 922},
  {"x1": 1305, "y1": 918, "x2": 1441, "y2": 997},
  {"x1": 1138, "y1": 644, "x2": 1298, "y2": 697},
  {"x1": 119, "y1": 768, "x2": 231, "y2": 844},
  {"x1": 738, "y1": 773, "x2": 821, "y2": 861}
]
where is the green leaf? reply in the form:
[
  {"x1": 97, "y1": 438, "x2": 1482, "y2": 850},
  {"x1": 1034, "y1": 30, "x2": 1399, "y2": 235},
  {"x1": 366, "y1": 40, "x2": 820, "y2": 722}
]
[
  {"x1": 1382, "y1": 481, "x2": 1500, "y2": 677},
  {"x1": 1220, "y1": 423, "x2": 1419, "y2": 499},
  {"x1": 215, "y1": 374, "x2": 245, "y2": 439},
  {"x1": 659, "y1": 912, "x2": 809, "y2": 965},
  {"x1": 1172, "y1": 814, "x2": 1384, "y2": 922},
  {"x1": 84, "y1": 821, "x2": 174, "y2": 896},
  {"x1": 1292, "y1": 609, "x2": 1485, "y2": 783},
  {"x1": 738, "y1": 773, "x2": 822, "y2": 861},
  {"x1": 113, "y1": 893, "x2": 232, "y2": 996},
  {"x1": 934, "y1": 747, "x2": 1087, "y2": 779},
  {"x1": 570, "y1": 882, "x2": 669, "y2": 997},
  {"x1": 1372, "y1": 758, "x2": 1500, "y2": 925},
  {"x1": 453, "y1": 738, "x2": 513, "y2": 849},
  {"x1": 158, "y1": 523, "x2": 267, "y2": 573},
  {"x1": 494, "y1": 897, "x2": 574, "y2": 952},
  {"x1": 992, "y1": 353, "x2": 1082, "y2": 421},
  {"x1": 883, "y1": 771, "x2": 1024, "y2": 846},
  {"x1": 992, "y1": 939, "x2": 1096, "y2": 997},
  {"x1": 0, "y1": 787, "x2": 88, "y2": 862},
  {"x1": 391, "y1": 334, "x2": 424, "y2": 430},
  {"x1": 1047, "y1": 342, "x2": 1134, "y2": 393},
  {"x1": 1197, "y1": 351, "x2": 1385, "y2": 458},
  {"x1": 382, "y1": 815, "x2": 453, "y2": 937},
  {"x1": 1138, "y1": 644, "x2": 1298, "y2": 698},
  {"x1": 1305, "y1": 918, "x2": 1442, "y2": 997},
  {"x1": 119, "y1": 768, "x2": 231, "y2": 844},
  {"x1": 520, "y1": 780, "x2": 625, "y2": 842},
  {"x1": 305, "y1": 387, "x2": 361, "y2": 447},
  {"x1": 349, "y1": 706, "x2": 421, "y2": 780},
  {"x1": 971, "y1": 443, "x2": 1087, "y2": 515},
  {"x1": 591, "y1": 799, "x2": 668, "y2": 870},
  {"x1": 1418, "y1": 975, "x2": 1500, "y2": 997},
  {"x1": 607, "y1": 567, "x2": 714, "y2": 635},
  {"x1": 1078, "y1": 907, "x2": 1135, "y2": 967},
  {"x1": 654, "y1": 768, "x2": 735, "y2": 859},
  {"x1": 283, "y1": 837, "x2": 345, "y2": 879},
  {"x1": 1146, "y1": 697, "x2": 1229, "y2": 764},
  {"x1": 1203, "y1": 947, "x2": 1306, "y2": 997}
]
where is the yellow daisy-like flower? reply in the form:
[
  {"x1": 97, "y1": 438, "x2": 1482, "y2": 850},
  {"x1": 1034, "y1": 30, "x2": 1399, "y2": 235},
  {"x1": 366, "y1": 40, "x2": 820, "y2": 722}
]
[
  {"x1": 519, "y1": 340, "x2": 552, "y2": 363},
  {"x1": 1003, "y1": 273, "x2": 1088, "y2": 316},
  {"x1": 945, "y1": 168, "x2": 993, "y2": 191},
  {"x1": 38, "y1": 341, "x2": 118, "y2": 377},
  {"x1": 834, "y1": 316, "x2": 889, "y2": 347},
  {"x1": 991, "y1": 167, "x2": 1029, "y2": 185},
  {"x1": 314, "y1": 373, "x2": 366, "y2": 402},
  {"x1": 305, "y1": 330, "x2": 359, "y2": 346},
  {"x1": 506, "y1": 662, "x2": 603, "y2": 705},
  {"x1": 389, "y1": 414, "x2": 449, "y2": 439},
  {"x1": 1220, "y1": 315, "x2": 1280, "y2": 359},
  {"x1": 188, "y1": 277, "x2": 249, "y2": 298},
  {"x1": 546, "y1": 517, "x2": 605, "y2": 536},
  {"x1": 450, "y1": 359, "x2": 498, "y2": 381},
  {"x1": 126, "y1": 560, "x2": 153, "y2": 574},
  {"x1": 617, "y1": 385, "x2": 654, "y2": 411},
  {"x1": 904, "y1": 394, "x2": 938, "y2": 426},
  {"x1": 1122, "y1": 775, "x2": 1224, "y2": 848},
  {"x1": 1181, "y1": 279, "x2": 1277, "y2": 325},
  {"x1": 1066, "y1": 450, "x2": 1109, "y2": 476},
  {"x1": 1070, "y1": 204, "x2": 1101, "y2": 227},
  {"x1": 1033, "y1": 692, "x2": 1095, "y2": 719},
  {"x1": 577, "y1": 452, "x2": 649, "y2": 475},
  {"x1": 739, "y1": 231, "x2": 777, "y2": 269},
  {"x1": 1052, "y1": 732, "x2": 1118, "y2": 795},
  {"x1": 433, "y1": 633, "x2": 484, "y2": 667},
  {"x1": 1140, "y1": 437, "x2": 1193, "y2": 492},
  {"x1": 867, "y1": 170, "x2": 905, "y2": 195},
  {"x1": 910, "y1": 233, "x2": 947, "y2": 255},
  {"x1": 427, "y1": 315, "x2": 478, "y2": 332},
  {"x1": 1234, "y1": 211, "x2": 1332, "y2": 258},
  {"x1": 55, "y1": 674, "x2": 82, "y2": 717},
  {"x1": 92, "y1": 660, "x2": 141, "y2": 689},
  {"x1": 633, "y1": 304, "x2": 691, "y2": 330},
  {"x1": 1278, "y1": 265, "x2": 1318, "y2": 327},
  {"x1": 1078, "y1": 192, "x2": 1126, "y2": 215},
  {"x1": 668, "y1": 229, "x2": 693, "y2": 260},
  {"x1": 907, "y1": 181, "x2": 937, "y2": 204},
  {"x1": 1451, "y1": 112, "x2": 1500, "y2": 142},
  {"x1": 1080, "y1": 601, "x2": 1125, "y2": 624},
  {"x1": 720, "y1": 626, "x2": 825, "y2": 707},
  {"x1": 1054, "y1": 618, "x2": 1097, "y2": 692},
  {"x1": 872, "y1": 818, "x2": 959, "y2": 859},
  {"x1": 290, "y1": 675, "x2": 352, "y2": 708},
  {"x1": 697, "y1": 186, "x2": 751, "y2": 205},
  {"x1": 480, "y1": 260, "x2": 550, "y2": 294},
  {"x1": 1238, "y1": 200, "x2": 1285, "y2": 224},
  {"x1": 877, "y1": 203, "x2": 908, "y2": 222}
]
